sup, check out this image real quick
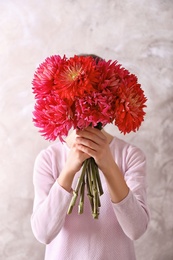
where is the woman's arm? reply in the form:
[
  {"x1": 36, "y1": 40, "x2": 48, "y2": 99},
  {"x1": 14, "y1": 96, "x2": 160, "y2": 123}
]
[
  {"x1": 31, "y1": 150, "x2": 74, "y2": 244},
  {"x1": 75, "y1": 127, "x2": 150, "y2": 240},
  {"x1": 31, "y1": 135, "x2": 90, "y2": 244},
  {"x1": 112, "y1": 145, "x2": 150, "y2": 240}
]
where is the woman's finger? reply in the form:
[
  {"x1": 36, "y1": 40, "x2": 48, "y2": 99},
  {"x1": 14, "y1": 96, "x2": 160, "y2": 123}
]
[
  {"x1": 76, "y1": 136, "x2": 98, "y2": 151},
  {"x1": 76, "y1": 127, "x2": 106, "y2": 145}
]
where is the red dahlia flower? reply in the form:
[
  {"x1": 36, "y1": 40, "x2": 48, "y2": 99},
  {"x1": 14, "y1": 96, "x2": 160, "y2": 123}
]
[
  {"x1": 32, "y1": 55, "x2": 67, "y2": 99},
  {"x1": 53, "y1": 55, "x2": 100, "y2": 102},
  {"x1": 114, "y1": 74, "x2": 147, "y2": 134},
  {"x1": 74, "y1": 91, "x2": 115, "y2": 129},
  {"x1": 33, "y1": 95, "x2": 73, "y2": 141},
  {"x1": 96, "y1": 60, "x2": 120, "y2": 92}
]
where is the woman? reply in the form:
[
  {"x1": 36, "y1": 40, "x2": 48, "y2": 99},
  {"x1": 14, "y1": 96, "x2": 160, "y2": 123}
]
[{"x1": 31, "y1": 124, "x2": 150, "y2": 260}]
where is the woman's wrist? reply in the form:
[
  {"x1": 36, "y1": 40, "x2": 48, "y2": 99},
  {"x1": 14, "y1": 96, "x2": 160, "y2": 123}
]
[
  {"x1": 101, "y1": 160, "x2": 129, "y2": 203},
  {"x1": 57, "y1": 169, "x2": 75, "y2": 193}
]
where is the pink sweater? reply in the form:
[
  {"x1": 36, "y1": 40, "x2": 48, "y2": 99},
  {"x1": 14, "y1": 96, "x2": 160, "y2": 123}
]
[{"x1": 31, "y1": 136, "x2": 150, "y2": 260}]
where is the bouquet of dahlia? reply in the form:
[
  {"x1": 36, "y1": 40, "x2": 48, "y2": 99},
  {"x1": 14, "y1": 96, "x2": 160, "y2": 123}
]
[{"x1": 32, "y1": 54, "x2": 147, "y2": 219}]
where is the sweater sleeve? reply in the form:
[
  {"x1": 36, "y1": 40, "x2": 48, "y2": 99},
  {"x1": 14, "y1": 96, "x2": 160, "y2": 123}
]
[
  {"x1": 112, "y1": 145, "x2": 150, "y2": 240},
  {"x1": 30, "y1": 149, "x2": 72, "y2": 244}
]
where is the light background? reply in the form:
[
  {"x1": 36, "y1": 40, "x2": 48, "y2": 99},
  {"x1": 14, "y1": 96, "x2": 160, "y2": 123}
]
[{"x1": 0, "y1": 0, "x2": 173, "y2": 259}]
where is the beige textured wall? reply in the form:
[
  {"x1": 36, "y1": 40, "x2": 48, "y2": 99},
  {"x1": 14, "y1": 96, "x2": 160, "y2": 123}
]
[{"x1": 0, "y1": 0, "x2": 173, "y2": 259}]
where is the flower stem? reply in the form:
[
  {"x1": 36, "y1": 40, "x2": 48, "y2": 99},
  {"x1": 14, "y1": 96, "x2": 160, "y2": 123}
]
[
  {"x1": 67, "y1": 159, "x2": 89, "y2": 215},
  {"x1": 78, "y1": 178, "x2": 85, "y2": 214},
  {"x1": 90, "y1": 160, "x2": 100, "y2": 219},
  {"x1": 92, "y1": 159, "x2": 104, "y2": 196},
  {"x1": 86, "y1": 166, "x2": 94, "y2": 211}
]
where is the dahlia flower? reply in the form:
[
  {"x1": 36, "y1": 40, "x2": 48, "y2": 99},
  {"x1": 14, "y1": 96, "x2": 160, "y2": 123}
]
[
  {"x1": 32, "y1": 55, "x2": 66, "y2": 99},
  {"x1": 33, "y1": 95, "x2": 73, "y2": 142},
  {"x1": 114, "y1": 74, "x2": 147, "y2": 134},
  {"x1": 53, "y1": 55, "x2": 100, "y2": 103}
]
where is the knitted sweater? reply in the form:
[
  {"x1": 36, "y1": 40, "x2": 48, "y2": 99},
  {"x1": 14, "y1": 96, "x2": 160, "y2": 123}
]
[{"x1": 31, "y1": 136, "x2": 150, "y2": 260}]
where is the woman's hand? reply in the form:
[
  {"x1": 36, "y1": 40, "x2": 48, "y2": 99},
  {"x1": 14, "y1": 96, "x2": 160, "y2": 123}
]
[
  {"x1": 58, "y1": 130, "x2": 90, "y2": 192},
  {"x1": 63, "y1": 141, "x2": 90, "y2": 175},
  {"x1": 75, "y1": 127, "x2": 115, "y2": 173},
  {"x1": 76, "y1": 127, "x2": 129, "y2": 203}
]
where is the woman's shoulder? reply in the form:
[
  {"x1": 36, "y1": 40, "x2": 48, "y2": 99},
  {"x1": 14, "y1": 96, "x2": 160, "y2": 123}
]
[
  {"x1": 110, "y1": 136, "x2": 131, "y2": 150},
  {"x1": 111, "y1": 136, "x2": 146, "y2": 159},
  {"x1": 36, "y1": 140, "x2": 68, "y2": 161}
]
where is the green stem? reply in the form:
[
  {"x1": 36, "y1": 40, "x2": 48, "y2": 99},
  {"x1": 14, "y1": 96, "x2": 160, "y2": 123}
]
[
  {"x1": 78, "y1": 178, "x2": 85, "y2": 214},
  {"x1": 86, "y1": 169, "x2": 94, "y2": 211},
  {"x1": 93, "y1": 159, "x2": 104, "y2": 196},
  {"x1": 67, "y1": 159, "x2": 89, "y2": 215},
  {"x1": 90, "y1": 161, "x2": 99, "y2": 219}
]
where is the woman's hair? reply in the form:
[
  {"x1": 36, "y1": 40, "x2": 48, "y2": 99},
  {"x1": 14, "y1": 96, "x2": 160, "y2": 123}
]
[{"x1": 77, "y1": 53, "x2": 103, "y2": 64}]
